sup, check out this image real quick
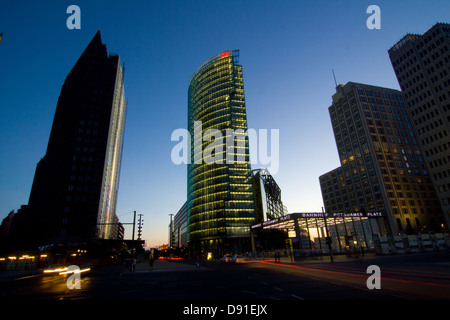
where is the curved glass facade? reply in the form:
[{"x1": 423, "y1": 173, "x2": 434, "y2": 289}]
[{"x1": 187, "y1": 50, "x2": 255, "y2": 255}]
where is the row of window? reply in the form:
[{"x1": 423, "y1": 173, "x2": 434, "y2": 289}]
[
  {"x1": 358, "y1": 89, "x2": 403, "y2": 101},
  {"x1": 430, "y1": 155, "x2": 450, "y2": 174},
  {"x1": 416, "y1": 117, "x2": 445, "y2": 135},
  {"x1": 424, "y1": 141, "x2": 450, "y2": 158},
  {"x1": 421, "y1": 129, "x2": 448, "y2": 145}
]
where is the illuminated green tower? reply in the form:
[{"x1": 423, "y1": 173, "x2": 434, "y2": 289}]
[{"x1": 187, "y1": 50, "x2": 255, "y2": 257}]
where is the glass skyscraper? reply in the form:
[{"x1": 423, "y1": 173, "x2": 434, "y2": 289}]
[{"x1": 187, "y1": 50, "x2": 255, "y2": 256}]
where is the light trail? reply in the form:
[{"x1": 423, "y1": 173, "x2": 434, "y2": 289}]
[{"x1": 246, "y1": 260, "x2": 450, "y2": 289}]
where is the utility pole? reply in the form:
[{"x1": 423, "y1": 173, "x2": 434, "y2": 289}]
[
  {"x1": 137, "y1": 214, "x2": 144, "y2": 240},
  {"x1": 169, "y1": 214, "x2": 174, "y2": 249},
  {"x1": 130, "y1": 210, "x2": 136, "y2": 263},
  {"x1": 132, "y1": 211, "x2": 136, "y2": 242}
]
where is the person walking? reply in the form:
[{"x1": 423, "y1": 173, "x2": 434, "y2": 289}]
[
  {"x1": 275, "y1": 250, "x2": 280, "y2": 263},
  {"x1": 195, "y1": 255, "x2": 200, "y2": 268},
  {"x1": 131, "y1": 257, "x2": 136, "y2": 272},
  {"x1": 149, "y1": 257, "x2": 154, "y2": 269}
]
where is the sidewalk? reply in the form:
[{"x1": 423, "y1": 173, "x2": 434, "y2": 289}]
[
  {"x1": 249, "y1": 250, "x2": 450, "y2": 265},
  {"x1": 244, "y1": 252, "x2": 376, "y2": 264},
  {"x1": 130, "y1": 259, "x2": 206, "y2": 273}
]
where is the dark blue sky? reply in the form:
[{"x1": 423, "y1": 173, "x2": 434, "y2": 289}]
[{"x1": 1, "y1": 0, "x2": 449, "y2": 247}]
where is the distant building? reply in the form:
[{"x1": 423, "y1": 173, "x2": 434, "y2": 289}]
[
  {"x1": 9, "y1": 31, "x2": 127, "y2": 249},
  {"x1": 320, "y1": 82, "x2": 445, "y2": 235},
  {"x1": 112, "y1": 215, "x2": 125, "y2": 240},
  {"x1": 388, "y1": 22, "x2": 450, "y2": 229},
  {"x1": 252, "y1": 168, "x2": 287, "y2": 223},
  {"x1": 170, "y1": 202, "x2": 188, "y2": 250},
  {"x1": 0, "y1": 210, "x2": 15, "y2": 238}
]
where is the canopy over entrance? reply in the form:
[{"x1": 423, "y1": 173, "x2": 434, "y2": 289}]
[{"x1": 250, "y1": 211, "x2": 389, "y2": 254}]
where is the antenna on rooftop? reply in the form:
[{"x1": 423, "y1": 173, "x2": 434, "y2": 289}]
[{"x1": 332, "y1": 69, "x2": 338, "y2": 87}]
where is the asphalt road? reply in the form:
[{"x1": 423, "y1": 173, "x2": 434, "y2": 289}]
[{"x1": 1, "y1": 251, "x2": 449, "y2": 302}]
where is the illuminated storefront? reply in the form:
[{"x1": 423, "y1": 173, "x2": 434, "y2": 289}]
[{"x1": 251, "y1": 211, "x2": 388, "y2": 255}]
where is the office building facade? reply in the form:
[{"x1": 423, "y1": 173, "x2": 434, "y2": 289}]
[
  {"x1": 252, "y1": 168, "x2": 287, "y2": 223},
  {"x1": 388, "y1": 22, "x2": 450, "y2": 228},
  {"x1": 169, "y1": 202, "x2": 188, "y2": 250},
  {"x1": 187, "y1": 50, "x2": 255, "y2": 256},
  {"x1": 320, "y1": 82, "x2": 444, "y2": 235},
  {"x1": 10, "y1": 31, "x2": 126, "y2": 248}
]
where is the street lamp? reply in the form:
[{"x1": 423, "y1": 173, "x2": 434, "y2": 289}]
[{"x1": 322, "y1": 207, "x2": 333, "y2": 262}]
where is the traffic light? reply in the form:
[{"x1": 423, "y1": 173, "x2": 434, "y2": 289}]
[{"x1": 285, "y1": 238, "x2": 292, "y2": 247}]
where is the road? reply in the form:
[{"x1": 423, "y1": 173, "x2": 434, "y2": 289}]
[{"x1": 1, "y1": 251, "x2": 449, "y2": 303}]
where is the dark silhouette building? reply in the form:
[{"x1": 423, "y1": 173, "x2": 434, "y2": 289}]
[{"x1": 10, "y1": 31, "x2": 127, "y2": 249}]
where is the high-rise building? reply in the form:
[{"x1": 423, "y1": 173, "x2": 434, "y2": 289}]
[
  {"x1": 187, "y1": 50, "x2": 255, "y2": 256},
  {"x1": 388, "y1": 22, "x2": 450, "y2": 228},
  {"x1": 320, "y1": 82, "x2": 445, "y2": 235},
  {"x1": 170, "y1": 202, "x2": 188, "y2": 250},
  {"x1": 10, "y1": 31, "x2": 127, "y2": 249},
  {"x1": 252, "y1": 168, "x2": 287, "y2": 223}
]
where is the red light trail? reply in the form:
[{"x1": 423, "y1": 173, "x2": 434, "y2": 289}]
[{"x1": 246, "y1": 260, "x2": 450, "y2": 289}]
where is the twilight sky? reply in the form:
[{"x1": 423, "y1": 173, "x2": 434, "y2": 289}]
[{"x1": 1, "y1": 0, "x2": 449, "y2": 248}]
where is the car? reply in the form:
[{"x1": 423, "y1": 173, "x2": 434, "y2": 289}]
[
  {"x1": 232, "y1": 255, "x2": 246, "y2": 263},
  {"x1": 221, "y1": 254, "x2": 232, "y2": 263}
]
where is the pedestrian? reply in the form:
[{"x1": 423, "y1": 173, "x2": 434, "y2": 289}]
[
  {"x1": 195, "y1": 255, "x2": 200, "y2": 268},
  {"x1": 149, "y1": 257, "x2": 154, "y2": 269},
  {"x1": 131, "y1": 257, "x2": 136, "y2": 272}
]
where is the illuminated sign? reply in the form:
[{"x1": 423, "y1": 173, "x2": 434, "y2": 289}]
[
  {"x1": 251, "y1": 212, "x2": 384, "y2": 229},
  {"x1": 220, "y1": 51, "x2": 231, "y2": 59}
]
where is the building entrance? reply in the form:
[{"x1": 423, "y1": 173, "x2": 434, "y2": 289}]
[{"x1": 250, "y1": 211, "x2": 390, "y2": 256}]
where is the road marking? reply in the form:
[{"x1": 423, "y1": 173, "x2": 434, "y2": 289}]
[
  {"x1": 291, "y1": 294, "x2": 305, "y2": 300},
  {"x1": 191, "y1": 282, "x2": 202, "y2": 286},
  {"x1": 14, "y1": 274, "x2": 42, "y2": 281},
  {"x1": 121, "y1": 289, "x2": 140, "y2": 294},
  {"x1": 242, "y1": 290, "x2": 256, "y2": 295},
  {"x1": 273, "y1": 286, "x2": 283, "y2": 291}
]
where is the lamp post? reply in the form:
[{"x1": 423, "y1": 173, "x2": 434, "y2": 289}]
[{"x1": 322, "y1": 207, "x2": 333, "y2": 262}]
